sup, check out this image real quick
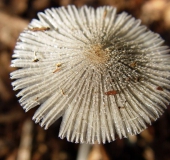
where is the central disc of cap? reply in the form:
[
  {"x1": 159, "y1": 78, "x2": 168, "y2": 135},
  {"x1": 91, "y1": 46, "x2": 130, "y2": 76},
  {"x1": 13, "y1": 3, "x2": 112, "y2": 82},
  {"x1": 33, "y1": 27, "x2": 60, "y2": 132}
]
[{"x1": 85, "y1": 44, "x2": 110, "y2": 64}]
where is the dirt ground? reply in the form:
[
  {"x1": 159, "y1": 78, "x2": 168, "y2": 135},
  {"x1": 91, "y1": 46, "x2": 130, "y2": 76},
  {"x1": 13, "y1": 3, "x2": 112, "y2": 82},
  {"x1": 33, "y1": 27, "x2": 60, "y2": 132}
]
[{"x1": 0, "y1": 0, "x2": 170, "y2": 160}]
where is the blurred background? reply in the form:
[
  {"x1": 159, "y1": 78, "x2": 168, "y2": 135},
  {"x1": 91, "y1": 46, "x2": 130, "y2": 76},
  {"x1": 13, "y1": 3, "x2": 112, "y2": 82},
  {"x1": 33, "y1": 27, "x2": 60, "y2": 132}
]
[{"x1": 0, "y1": 0, "x2": 170, "y2": 160}]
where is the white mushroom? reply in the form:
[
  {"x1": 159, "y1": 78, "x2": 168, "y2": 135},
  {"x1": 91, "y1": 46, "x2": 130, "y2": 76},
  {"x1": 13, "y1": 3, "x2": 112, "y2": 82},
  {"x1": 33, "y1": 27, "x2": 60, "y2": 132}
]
[{"x1": 11, "y1": 5, "x2": 170, "y2": 144}]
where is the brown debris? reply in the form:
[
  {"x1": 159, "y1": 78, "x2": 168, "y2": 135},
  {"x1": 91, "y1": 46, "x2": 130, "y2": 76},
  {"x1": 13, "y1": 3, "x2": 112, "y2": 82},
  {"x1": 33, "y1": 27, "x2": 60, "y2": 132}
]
[
  {"x1": 56, "y1": 63, "x2": 62, "y2": 67},
  {"x1": 118, "y1": 106, "x2": 125, "y2": 109},
  {"x1": 33, "y1": 59, "x2": 39, "y2": 62},
  {"x1": 52, "y1": 68, "x2": 60, "y2": 73},
  {"x1": 134, "y1": 76, "x2": 141, "y2": 82},
  {"x1": 34, "y1": 97, "x2": 39, "y2": 101},
  {"x1": 53, "y1": 68, "x2": 60, "y2": 73},
  {"x1": 32, "y1": 51, "x2": 40, "y2": 62},
  {"x1": 28, "y1": 27, "x2": 50, "y2": 32},
  {"x1": 53, "y1": 63, "x2": 62, "y2": 73},
  {"x1": 60, "y1": 88, "x2": 65, "y2": 95},
  {"x1": 156, "y1": 86, "x2": 163, "y2": 91},
  {"x1": 130, "y1": 62, "x2": 137, "y2": 68},
  {"x1": 105, "y1": 90, "x2": 118, "y2": 95}
]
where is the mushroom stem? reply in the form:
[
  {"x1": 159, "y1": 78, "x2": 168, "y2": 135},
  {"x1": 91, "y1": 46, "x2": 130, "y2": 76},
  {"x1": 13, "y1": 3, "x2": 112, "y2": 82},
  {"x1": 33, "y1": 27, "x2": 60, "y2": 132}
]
[
  {"x1": 77, "y1": 143, "x2": 110, "y2": 160},
  {"x1": 87, "y1": 144, "x2": 110, "y2": 160},
  {"x1": 76, "y1": 144, "x2": 91, "y2": 160},
  {"x1": 17, "y1": 119, "x2": 33, "y2": 160}
]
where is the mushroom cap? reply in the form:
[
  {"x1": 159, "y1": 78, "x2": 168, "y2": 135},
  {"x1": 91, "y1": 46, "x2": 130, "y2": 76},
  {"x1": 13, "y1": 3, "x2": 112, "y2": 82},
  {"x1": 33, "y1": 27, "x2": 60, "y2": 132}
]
[{"x1": 11, "y1": 5, "x2": 170, "y2": 144}]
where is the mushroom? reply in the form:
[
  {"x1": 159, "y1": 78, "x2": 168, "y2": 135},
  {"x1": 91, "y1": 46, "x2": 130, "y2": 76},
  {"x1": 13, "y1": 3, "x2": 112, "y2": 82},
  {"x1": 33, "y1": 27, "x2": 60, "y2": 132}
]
[{"x1": 10, "y1": 5, "x2": 170, "y2": 144}]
